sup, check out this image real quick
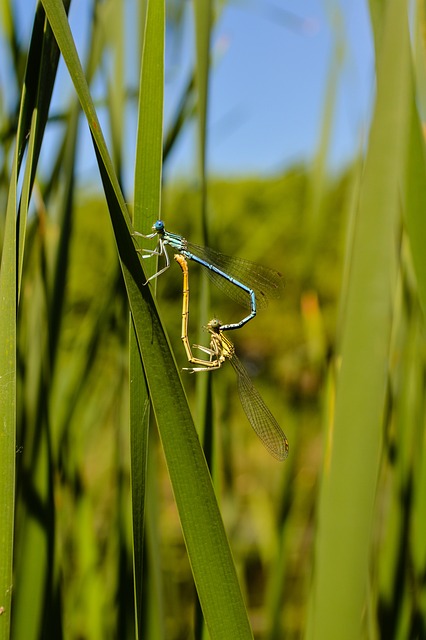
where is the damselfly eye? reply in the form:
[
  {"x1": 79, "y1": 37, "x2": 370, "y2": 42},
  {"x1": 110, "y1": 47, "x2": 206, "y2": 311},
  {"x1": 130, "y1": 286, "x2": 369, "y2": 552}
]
[
  {"x1": 153, "y1": 220, "x2": 164, "y2": 232},
  {"x1": 208, "y1": 318, "x2": 222, "y2": 331}
]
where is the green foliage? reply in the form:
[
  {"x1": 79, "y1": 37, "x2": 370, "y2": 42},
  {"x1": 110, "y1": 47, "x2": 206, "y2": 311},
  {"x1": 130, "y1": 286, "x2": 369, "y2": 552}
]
[{"x1": 1, "y1": 1, "x2": 426, "y2": 639}]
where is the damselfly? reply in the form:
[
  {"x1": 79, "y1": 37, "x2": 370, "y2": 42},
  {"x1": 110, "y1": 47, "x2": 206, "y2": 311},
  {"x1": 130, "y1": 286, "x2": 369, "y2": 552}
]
[
  {"x1": 174, "y1": 254, "x2": 289, "y2": 461},
  {"x1": 135, "y1": 220, "x2": 283, "y2": 331}
]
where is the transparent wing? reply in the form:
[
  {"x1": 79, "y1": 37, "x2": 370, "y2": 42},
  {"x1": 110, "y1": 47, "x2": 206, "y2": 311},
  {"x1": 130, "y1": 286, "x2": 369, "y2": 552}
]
[
  {"x1": 229, "y1": 355, "x2": 289, "y2": 461},
  {"x1": 186, "y1": 242, "x2": 284, "y2": 310}
]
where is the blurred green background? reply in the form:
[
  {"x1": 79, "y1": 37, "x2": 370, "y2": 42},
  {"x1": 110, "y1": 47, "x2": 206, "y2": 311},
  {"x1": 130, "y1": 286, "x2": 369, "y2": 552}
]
[{"x1": 1, "y1": 1, "x2": 426, "y2": 639}]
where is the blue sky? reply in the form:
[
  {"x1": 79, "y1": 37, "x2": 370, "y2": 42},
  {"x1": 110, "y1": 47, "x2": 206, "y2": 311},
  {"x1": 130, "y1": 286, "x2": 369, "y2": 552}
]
[
  {"x1": 4, "y1": 0, "x2": 375, "y2": 185},
  {"x1": 163, "y1": 0, "x2": 375, "y2": 179}
]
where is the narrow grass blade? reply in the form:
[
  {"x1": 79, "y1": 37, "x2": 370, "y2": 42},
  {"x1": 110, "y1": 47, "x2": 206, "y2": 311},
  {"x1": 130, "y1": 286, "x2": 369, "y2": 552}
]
[
  {"x1": 0, "y1": 144, "x2": 17, "y2": 640},
  {"x1": 134, "y1": 0, "x2": 164, "y2": 239},
  {"x1": 17, "y1": 110, "x2": 37, "y2": 300},
  {"x1": 403, "y1": 99, "x2": 426, "y2": 318},
  {"x1": 17, "y1": 1, "x2": 71, "y2": 178},
  {"x1": 306, "y1": 1, "x2": 411, "y2": 638},
  {"x1": 192, "y1": 1, "x2": 214, "y2": 489},
  {"x1": 193, "y1": 0, "x2": 211, "y2": 230},
  {"x1": 1, "y1": 15, "x2": 48, "y2": 634},
  {"x1": 302, "y1": 9, "x2": 344, "y2": 282},
  {"x1": 105, "y1": 0, "x2": 125, "y2": 176},
  {"x1": 14, "y1": 0, "x2": 70, "y2": 298},
  {"x1": 132, "y1": 0, "x2": 165, "y2": 635}
]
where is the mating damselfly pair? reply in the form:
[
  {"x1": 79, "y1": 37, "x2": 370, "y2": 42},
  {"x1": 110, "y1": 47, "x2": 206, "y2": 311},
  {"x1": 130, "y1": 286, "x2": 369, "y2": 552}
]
[{"x1": 136, "y1": 221, "x2": 289, "y2": 461}]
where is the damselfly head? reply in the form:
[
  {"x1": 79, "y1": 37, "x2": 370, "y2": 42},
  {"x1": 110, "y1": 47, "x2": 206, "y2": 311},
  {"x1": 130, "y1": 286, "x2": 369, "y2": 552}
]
[
  {"x1": 206, "y1": 318, "x2": 222, "y2": 333},
  {"x1": 153, "y1": 220, "x2": 165, "y2": 234}
]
